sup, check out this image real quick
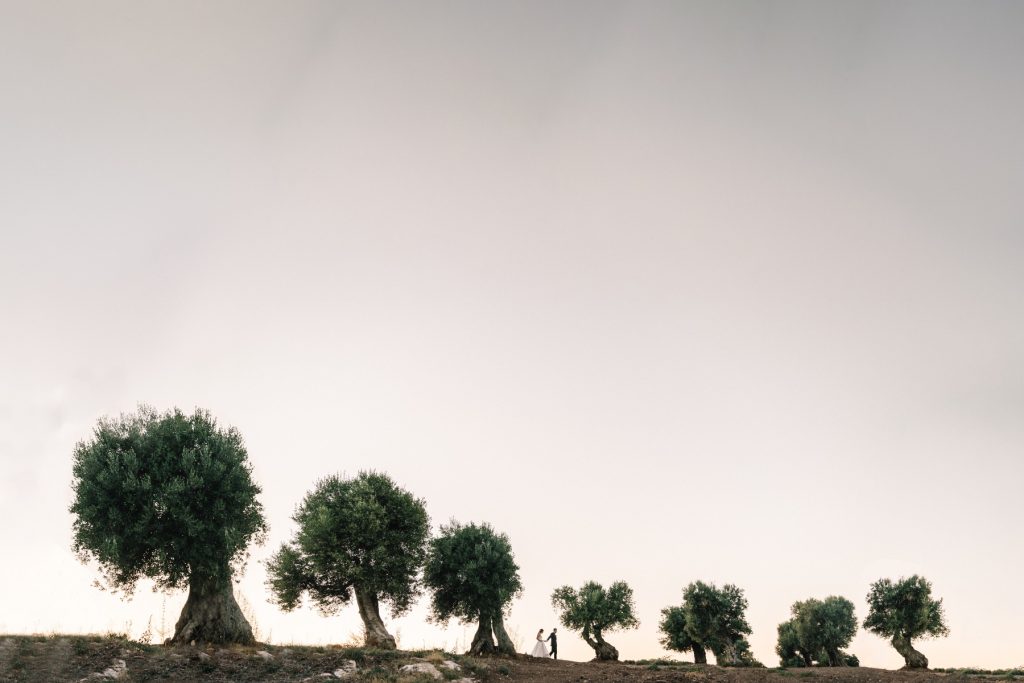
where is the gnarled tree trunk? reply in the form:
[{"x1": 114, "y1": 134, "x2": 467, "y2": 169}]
[
  {"x1": 169, "y1": 573, "x2": 254, "y2": 645},
  {"x1": 492, "y1": 614, "x2": 517, "y2": 655},
  {"x1": 354, "y1": 586, "x2": 397, "y2": 649},
  {"x1": 825, "y1": 648, "x2": 845, "y2": 667},
  {"x1": 714, "y1": 641, "x2": 742, "y2": 666},
  {"x1": 469, "y1": 611, "x2": 497, "y2": 655},
  {"x1": 692, "y1": 643, "x2": 708, "y2": 665},
  {"x1": 892, "y1": 634, "x2": 928, "y2": 669},
  {"x1": 582, "y1": 625, "x2": 618, "y2": 661},
  {"x1": 799, "y1": 649, "x2": 813, "y2": 667}
]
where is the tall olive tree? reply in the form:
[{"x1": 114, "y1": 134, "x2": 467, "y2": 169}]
[
  {"x1": 266, "y1": 472, "x2": 429, "y2": 649},
  {"x1": 551, "y1": 581, "x2": 639, "y2": 661},
  {"x1": 70, "y1": 406, "x2": 267, "y2": 644},
  {"x1": 864, "y1": 575, "x2": 948, "y2": 669},
  {"x1": 659, "y1": 605, "x2": 706, "y2": 664},
  {"x1": 681, "y1": 581, "x2": 759, "y2": 666},
  {"x1": 423, "y1": 521, "x2": 522, "y2": 655}
]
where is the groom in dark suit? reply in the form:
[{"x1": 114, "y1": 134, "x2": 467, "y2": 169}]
[{"x1": 546, "y1": 628, "x2": 558, "y2": 659}]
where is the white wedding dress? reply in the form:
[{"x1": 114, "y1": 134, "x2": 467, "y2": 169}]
[{"x1": 530, "y1": 635, "x2": 550, "y2": 658}]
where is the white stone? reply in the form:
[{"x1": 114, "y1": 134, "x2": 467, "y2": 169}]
[
  {"x1": 440, "y1": 660, "x2": 461, "y2": 670},
  {"x1": 255, "y1": 650, "x2": 274, "y2": 660},
  {"x1": 398, "y1": 662, "x2": 442, "y2": 679},
  {"x1": 100, "y1": 659, "x2": 127, "y2": 679},
  {"x1": 197, "y1": 652, "x2": 211, "y2": 661},
  {"x1": 333, "y1": 659, "x2": 358, "y2": 678}
]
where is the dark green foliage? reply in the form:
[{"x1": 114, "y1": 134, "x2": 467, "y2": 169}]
[
  {"x1": 659, "y1": 606, "x2": 697, "y2": 652},
  {"x1": 680, "y1": 581, "x2": 759, "y2": 666},
  {"x1": 266, "y1": 471, "x2": 429, "y2": 648},
  {"x1": 70, "y1": 406, "x2": 266, "y2": 594},
  {"x1": 864, "y1": 575, "x2": 948, "y2": 668},
  {"x1": 776, "y1": 619, "x2": 808, "y2": 667},
  {"x1": 266, "y1": 471, "x2": 429, "y2": 614},
  {"x1": 789, "y1": 596, "x2": 858, "y2": 667},
  {"x1": 423, "y1": 521, "x2": 522, "y2": 654},
  {"x1": 424, "y1": 521, "x2": 522, "y2": 624},
  {"x1": 551, "y1": 581, "x2": 639, "y2": 661},
  {"x1": 864, "y1": 575, "x2": 949, "y2": 640},
  {"x1": 659, "y1": 606, "x2": 705, "y2": 662}
]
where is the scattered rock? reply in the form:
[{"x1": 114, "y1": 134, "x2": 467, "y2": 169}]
[
  {"x1": 255, "y1": 650, "x2": 274, "y2": 661},
  {"x1": 333, "y1": 659, "x2": 358, "y2": 678},
  {"x1": 399, "y1": 662, "x2": 442, "y2": 679},
  {"x1": 101, "y1": 659, "x2": 127, "y2": 679},
  {"x1": 197, "y1": 651, "x2": 211, "y2": 661},
  {"x1": 440, "y1": 660, "x2": 461, "y2": 670},
  {"x1": 78, "y1": 658, "x2": 127, "y2": 681}
]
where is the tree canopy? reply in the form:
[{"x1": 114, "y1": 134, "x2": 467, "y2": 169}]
[
  {"x1": 776, "y1": 618, "x2": 810, "y2": 667},
  {"x1": 423, "y1": 521, "x2": 522, "y2": 655},
  {"x1": 778, "y1": 596, "x2": 858, "y2": 667},
  {"x1": 551, "y1": 580, "x2": 639, "y2": 661},
  {"x1": 266, "y1": 471, "x2": 429, "y2": 649},
  {"x1": 864, "y1": 575, "x2": 948, "y2": 669},
  {"x1": 70, "y1": 406, "x2": 266, "y2": 644},
  {"x1": 659, "y1": 605, "x2": 706, "y2": 663}
]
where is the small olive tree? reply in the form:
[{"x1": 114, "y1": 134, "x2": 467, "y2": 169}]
[
  {"x1": 423, "y1": 521, "x2": 522, "y2": 655},
  {"x1": 266, "y1": 471, "x2": 429, "y2": 649},
  {"x1": 70, "y1": 406, "x2": 267, "y2": 644},
  {"x1": 659, "y1": 605, "x2": 706, "y2": 664},
  {"x1": 864, "y1": 575, "x2": 948, "y2": 669},
  {"x1": 551, "y1": 581, "x2": 639, "y2": 661},
  {"x1": 681, "y1": 581, "x2": 759, "y2": 666}
]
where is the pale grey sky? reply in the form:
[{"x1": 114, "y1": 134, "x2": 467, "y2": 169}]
[{"x1": 1, "y1": 0, "x2": 1022, "y2": 667}]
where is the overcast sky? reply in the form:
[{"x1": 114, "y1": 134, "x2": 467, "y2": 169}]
[{"x1": 1, "y1": 0, "x2": 1022, "y2": 668}]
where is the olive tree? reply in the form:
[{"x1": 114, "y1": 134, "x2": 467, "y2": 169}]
[
  {"x1": 70, "y1": 406, "x2": 267, "y2": 644},
  {"x1": 659, "y1": 605, "x2": 706, "y2": 664},
  {"x1": 795, "y1": 597, "x2": 858, "y2": 666},
  {"x1": 777, "y1": 597, "x2": 858, "y2": 667},
  {"x1": 423, "y1": 521, "x2": 522, "y2": 655},
  {"x1": 776, "y1": 618, "x2": 810, "y2": 667},
  {"x1": 680, "y1": 581, "x2": 759, "y2": 666},
  {"x1": 864, "y1": 575, "x2": 948, "y2": 669},
  {"x1": 551, "y1": 581, "x2": 639, "y2": 661},
  {"x1": 266, "y1": 472, "x2": 429, "y2": 649}
]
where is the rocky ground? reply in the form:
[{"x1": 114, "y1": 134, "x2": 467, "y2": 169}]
[{"x1": 0, "y1": 635, "x2": 1015, "y2": 683}]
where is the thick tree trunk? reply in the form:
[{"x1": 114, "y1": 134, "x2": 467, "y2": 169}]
[
  {"x1": 892, "y1": 635, "x2": 928, "y2": 669},
  {"x1": 692, "y1": 643, "x2": 708, "y2": 665},
  {"x1": 826, "y1": 648, "x2": 844, "y2": 667},
  {"x1": 492, "y1": 614, "x2": 517, "y2": 655},
  {"x1": 469, "y1": 612, "x2": 496, "y2": 656},
  {"x1": 354, "y1": 586, "x2": 397, "y2": 649},
  {"x1": 169, "y1": 574, "x2": 254, "y2": 645},
  {"x1": 799, "y1": 650, "x2": 813, "y2": 667},
  {"x1": 582, "y1": 626, "x2": 618, "y2": 661}
]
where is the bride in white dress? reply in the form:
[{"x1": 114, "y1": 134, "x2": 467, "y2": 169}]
[{"x1": 530, "y1": 629, "x2": 550, "y2": 658}]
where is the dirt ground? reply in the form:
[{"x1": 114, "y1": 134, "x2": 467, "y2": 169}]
[
  {"x1": 500, "y1": 657, "x2": 995, "y2": 682},
  {"x1": 0, "y1": 635, "x2": 1008, "y2": 683}
]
